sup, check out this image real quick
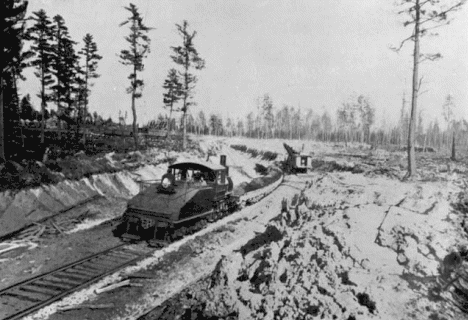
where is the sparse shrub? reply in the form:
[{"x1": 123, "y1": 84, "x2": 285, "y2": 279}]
[
  {"x1": 254, "y1": 163, "x2": 268, "y2": 175},
  {"x1": 262, "y1": 151, "x2": 278, "y2": 161},
  {"x1": 247, "y1": 148, "x2": 259, "y2": 157},
  {"x1": 231, "y1": 144, "x2": 278, "y2": 161},
  {"x1": 230, "y1": 144, "x2": 248, "y2": 152}
]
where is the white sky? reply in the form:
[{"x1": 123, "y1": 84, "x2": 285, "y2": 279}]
[{"x1": 20, "y1": 0, "x2": 468, "y2": 128}]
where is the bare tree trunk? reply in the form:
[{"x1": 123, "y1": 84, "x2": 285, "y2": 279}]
[
  {"x1": 12, "y1": 76, "x2": 24, "y2": 148},
  {"x1": 41, "y1": 71, "x2": 46, "y2": 145},
  {"x1": 168, "y1": 104, "x2": 173, "y2": 133},
  {"x1": 407, "y1": 0, "x2": 420, "y2": 178},
  {"x1": 423, "y1": 133, "x2": 427, "y2": 153},
  {"x1": 183, "y1": 110, "x2": 187, "y2": 148},
  {"x1": 451, "y1": 133, "x2": 456, "y2": 161},
  {"x1": 131, "y1": 63, "x2": 138, "y2": 150},
  {"x1": 0, "y1": 87, "x2": 4, "y2": 162},
  {"x1": 131, "y1": 93, "x2": 138, "y2": 149},
  {"x1": 82, "y1": 61, "x2": 89, "y2": 144},
  {"x1": 56, "y1": 92, "x2": 62, "y2": 141}
]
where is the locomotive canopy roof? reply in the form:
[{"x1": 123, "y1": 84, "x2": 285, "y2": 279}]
[{"x1": 169, "y1": 160, "x2": 226, "y2": 172}]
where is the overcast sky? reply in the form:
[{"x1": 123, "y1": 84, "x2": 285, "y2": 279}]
[{"x1": 20, "y1": 0, "x2": 468, "y2": 128}]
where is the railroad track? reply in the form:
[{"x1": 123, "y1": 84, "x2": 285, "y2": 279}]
[
  {"x1": 0, "y1": 173, "x2": 284, "y2": 320},
  {"x1": 0, "y1": 244, "x2": 147, "y2": 320}
]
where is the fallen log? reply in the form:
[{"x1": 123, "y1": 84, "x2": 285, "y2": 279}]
[
  {"x1": 95, "y1": 280, "x2": 130, "y2": 294},
  {"x1": 0, "y1": 243, "x2": 25, "y2": 255},
  {"x1": 29, "y1": 224, "x2": 46, "y2": 240},
  {"x1": 125, "y1": 273, "x2": 158, "y2": 279},
  {"x1": 51, "y1": 221, "x2": 64, "y2": 234},
  {"x1": 57, "y1": 303, "x2": 115, "y2": 312}
]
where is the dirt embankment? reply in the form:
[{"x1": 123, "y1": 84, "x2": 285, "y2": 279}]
[
  {"x1": 4, "y1": 136, "x2": 468, "y2": 320},
  {"x1": 0, "y1": 145, "x2": 220, "y2": 238},
  {"x1": 0, "y1": 164, "x2": 163, "y2": 238},
  {"x1": 139, "y1": 169, "x2": 468, "y2": 320}
]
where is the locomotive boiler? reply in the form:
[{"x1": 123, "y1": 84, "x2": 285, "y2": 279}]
[{"x1": 119, "y1": 155, "x2": 236, "y2": 245}]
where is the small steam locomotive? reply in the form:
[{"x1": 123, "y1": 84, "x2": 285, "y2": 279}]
[{"x1": 119, "y1": 155, "x2": 237, "y2": 246}]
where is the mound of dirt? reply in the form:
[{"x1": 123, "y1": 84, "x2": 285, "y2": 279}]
[{"x1": 140, "y1": 167, "x2": 468, "y2": 320}]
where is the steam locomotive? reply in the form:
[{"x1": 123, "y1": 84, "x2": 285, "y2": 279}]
[{"x1": 119, "y1": 155, "x2": 237, "y2": 246}]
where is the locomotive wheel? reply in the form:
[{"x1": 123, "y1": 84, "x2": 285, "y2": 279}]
[{"x1": 136, "y1": 196, "x2": 243, "y2": 247}]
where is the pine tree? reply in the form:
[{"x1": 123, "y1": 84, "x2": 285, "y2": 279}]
[
  {"x1": 119, "y1": 3, "x2": 152, "y2": 149},
  {"x1": 162, "y1": 68, "x2": 183, "y2": 133},
  {"x1": 170, "y1": 20, "x2": 205, "y2": 149},
  {"x1": 321, "y1": 111, "x2": 332, "y2": 142},
  {"x1": 246, "y1": 112, "x2": 254, "y2": 138},
  {"x1": 28, "y1": 9, "x2": 55, "y2": 145},
  {"x1": 78, "y1": 33, "x2": 102, "y2": 127},
  {"x1": 51, "y1": 14, "x2": 79, "y2": 136},
  {"x1": 1, "y1": 0, "x2": 28, "y2": 161},
  {"x1": 197, "y1": 110, "x2": 206, "y2": 135},
  {"x1": 261, "y1": 94, "x2": 274, "y2": 139},
  {"x1": 356, "y1": 95, "x2": 375, "y2": 144}
]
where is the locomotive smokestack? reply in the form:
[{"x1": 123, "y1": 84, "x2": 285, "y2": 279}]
[{"x1": 220, "y1": 155, "x2": 227, "y2": 166}]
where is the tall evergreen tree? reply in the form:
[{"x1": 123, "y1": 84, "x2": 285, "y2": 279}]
[
  {"x1": 28, "y1": 9, "x2": 55, "y2": 145},
  {"x1": 442, "y1": 94, "x2": 457, "y2": 157},
  {"x1": 246, "y1": 112, "x2": 254, "y2": 138},
  {"x1": 170, "y1": 20, "x2": 205, "y2": 149},
  {"x1": 237, "y1": 118, "x2": 244, "y2": 137},
  {"x1": 119, "y1": 3, "x2": 152, "y2": 149},
  {"x1": 51, "y1": 14, "x2": 79, "y2": 135},
  {"x1": 393, "y1": 0, "x2": 466, "y2": 178},
  {"x1": 1, "y1": 0, "x2": 28, "y2": 161},
  {"x1": 356, "y1": 95, "x2": 375, "y2": 143},
  {"x1": 321, "y1": 111, "x2": 332, "y2": 142},
  {"x1": 197, "y1": 110, "x2": 206, "y2": 135},
  {"x1": 162, "y1": 68, "x2": 183, "y2": 133},
  {"x1": 78, "y1": 33, "x2": 102, "y2": 126},
  {"x1": 261, "y1": 94, "x2": 274, "y2": 139}
]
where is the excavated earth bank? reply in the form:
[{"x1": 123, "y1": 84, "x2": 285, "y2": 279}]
[
  {"x1": 2, "y1": 137, "x2": 468, "y2": 320},
  {"x1": 140, "y1": 169, "x2": 468, "y2": 320}
]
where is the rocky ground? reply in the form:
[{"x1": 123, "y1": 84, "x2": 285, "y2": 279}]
[
  {"x1": 1, "y1": 136, "x2": 468, "y2": 320},
  {"x1": 136, "y1": 160, "x2": 468, "y2": 320}
]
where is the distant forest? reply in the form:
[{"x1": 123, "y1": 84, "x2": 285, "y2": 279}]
[
  {"x1": 2, "y1": 1, "x2": 467, "y2": 165},
  {"x1": 163, "y1": 92, "x2": 467, "y2": 153}
]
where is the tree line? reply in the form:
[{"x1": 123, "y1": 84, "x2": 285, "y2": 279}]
[
  {"x1": 2, "y1": 1, "x2": 103, "y2": 161},
  {"x1": 2, "y1": 0, "x2": 466, "y2": 179},
  {"x1": 156, "y1": 91, "x2": 467, "y2": 155},
  {"x1": 1, "y1": 1, "x2": 205, "y2": 161}
]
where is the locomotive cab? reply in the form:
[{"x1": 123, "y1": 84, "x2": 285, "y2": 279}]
[{"x1": 120, "y1": 156, "x2": 235, "y2": 245}]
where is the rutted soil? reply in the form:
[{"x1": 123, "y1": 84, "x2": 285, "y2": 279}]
[{"x1": 138, "y1": 165, "x2": 468, "y2": 319}]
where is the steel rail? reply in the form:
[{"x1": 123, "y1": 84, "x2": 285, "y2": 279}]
[
  {"x1": 0, "y1": 173, "x2": 284, "y2": 320},
  {"x1": 0, "y1": 244, "x2": 147, "y2": 320}
]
